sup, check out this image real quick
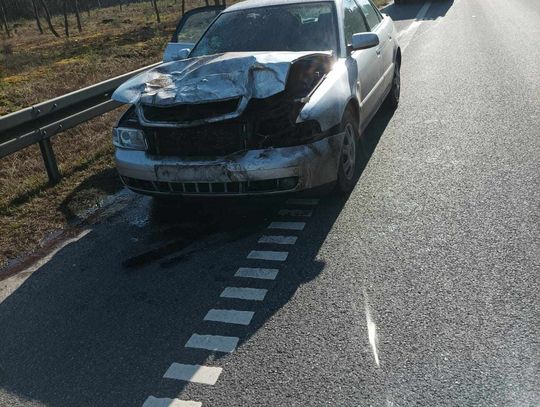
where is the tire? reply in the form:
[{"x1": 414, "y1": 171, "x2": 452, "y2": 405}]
[
  {"x1": 336, "y1": 108, "x2": 364, "y2": 193},
  {"x1": 384, "y1": 60, "x2": 401, "y2": 110}
]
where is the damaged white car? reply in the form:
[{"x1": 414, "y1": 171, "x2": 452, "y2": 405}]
[{"x1": 112, "y1": 0, "x2": 401, "y2": 196}]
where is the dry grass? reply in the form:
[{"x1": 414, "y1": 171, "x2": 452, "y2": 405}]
[
  {"x1": 0, "y1": 0, "x2": 213, "y2": 114},
  {"x1": 0, "y1": 111, "x2": 124, "y2": 268}
]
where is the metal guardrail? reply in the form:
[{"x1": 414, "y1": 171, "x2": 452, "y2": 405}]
[{"x1": 0, "y1": 62, "x2": 161, "y2": 183}]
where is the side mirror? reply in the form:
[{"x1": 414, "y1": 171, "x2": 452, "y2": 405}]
[
  {"x1": 163, "y1": 42, "x2": 193, "y2": 62},
  {"x1": 350, "y1": 32, "x2": 380, "y2": 51}
]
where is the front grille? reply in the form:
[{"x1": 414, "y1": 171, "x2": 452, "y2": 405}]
[
  {"x1": 142, "y1": 98, "x2": 241, "y2": 123},
  {"x1": 121, "y1": 176, "x2": 299, "y2": 195},
  {"x1": 147, "y1": 122, "x2": 247, "y2": 156}
]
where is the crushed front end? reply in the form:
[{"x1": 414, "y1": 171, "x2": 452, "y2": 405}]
[{"x1": 112, "y1": 52, "x2": 343, "y2": 196}]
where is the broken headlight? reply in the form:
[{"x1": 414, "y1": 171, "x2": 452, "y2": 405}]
[{"x1": 112, "y1": 127, "x2": 147, "y2": 150}]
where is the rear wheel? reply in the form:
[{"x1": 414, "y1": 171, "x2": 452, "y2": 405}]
[
  {"x1": 336, "y1": 108, "x2": 364, "y2": 193},
  {"x1": 384, "y1": 60, "x2": 401, "y2": 110}
]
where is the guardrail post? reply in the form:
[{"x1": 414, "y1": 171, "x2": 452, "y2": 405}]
[{"x1": 38, "y1": 138, "x2": 61, "y2": 184}]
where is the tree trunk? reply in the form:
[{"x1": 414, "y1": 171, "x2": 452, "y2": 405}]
[
  {"x1": 63, "y1": 0, "x2": 69, "y2": 37},
  {"x1": 38, "y1": 0, "x2": 60, "y2": 37},
  {"x1": 31, "y1": 0, "x2": 44, "y2": 34},
  {"x1": 151, "y1": 0, "x2": 160, "y2": 23},
  {"x1": 0, "y1": 0, "x2": 10, "y2": 38},
  {"x1": 181, "y1": 0, "x2": 185, "y2": 15},
  {"x1": 74, "y1": 0, "x2": 82, "y2": 32}
]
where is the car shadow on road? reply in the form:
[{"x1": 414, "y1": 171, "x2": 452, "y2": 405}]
[
  {"x1": 0, "y1": 106, "x2": 394, "y2": 407},
  {"x1": 383, "y1": 0, "x2": 454, "y2": 22}
]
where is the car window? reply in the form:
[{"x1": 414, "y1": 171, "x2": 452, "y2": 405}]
[
  {"x1": 190, "y1": 2, "x2": 339, "y2": 56},
  {"x1": 356, "y1": 0, "x2": 381, "y2": 30},
  {"x1": 343, "y1": 0, "x2": 369, "y2": 44},
  {"x1": 173, "y1": 8, "x2": 223, "y2": 43}
]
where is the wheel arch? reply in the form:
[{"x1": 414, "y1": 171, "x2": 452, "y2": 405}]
[{"x1": 343, "y1": 97, "x2": 361, "y2": 128}]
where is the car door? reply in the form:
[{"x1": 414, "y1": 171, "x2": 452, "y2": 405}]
[
  {"x1": 343, "y1": 0, "x2": 382, "y2": 128},
  {"x1": 164, "y1": 5, "x2": 225, "y2": 62},
  {"x1": 357, "y1": 0, "x2": 394, "y2": 98}
]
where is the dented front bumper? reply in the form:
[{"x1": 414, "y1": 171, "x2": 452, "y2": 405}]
[{"x1": 116, "y1": 133, "x2": 343, "y2": 196}]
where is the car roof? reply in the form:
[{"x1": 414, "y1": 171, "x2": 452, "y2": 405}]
[{"x1": 224, "y1": 0, "x2": 338, "y2": 13}]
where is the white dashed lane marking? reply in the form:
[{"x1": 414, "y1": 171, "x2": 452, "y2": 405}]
[
  {"x1": 234, "y1": 267, "x2": 279, "y2": 280},
  {"x1": 247, "y1": 250, "x2": 288, "y2": 261},
  {"x1": 221, "y1": 287, "x2": 268, "y2": 301},
  {"x1": 268, "y1": 221, "x2": 306, "y2": 231},
  {"x1": 258, "y1": 235, "x2": 298, "y2": 245},
  {"x1": 285, "y1": 198, "x2": 320, "y2": 206},
  {"x1": 142, "y1": 396, "x2": 202, "y2": 407},
  {"x1": 163, "y1": 363, "x2": 222, "y2": 385},
  {"x1": 185, "y1": 334, "x2": 239, "y2": 353},
  {"x1": 278, "y1": 209, "x2": 313, "y2": 217},
  {"x1": 204, "y1": 309, "x2": 255, "y2": 326}
]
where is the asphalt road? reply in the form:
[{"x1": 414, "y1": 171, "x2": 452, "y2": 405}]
[{"x1": 1, "y1": 0, "x2": 539, "y2": 406}]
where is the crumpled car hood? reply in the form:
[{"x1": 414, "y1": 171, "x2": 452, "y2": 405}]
[{"x1": 112, "y1": 51, "x2": 332, "y2": 107}]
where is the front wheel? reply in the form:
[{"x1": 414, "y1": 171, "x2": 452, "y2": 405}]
[{"x1": 336, "y1": 108, "x2": 364, "y2": 193}]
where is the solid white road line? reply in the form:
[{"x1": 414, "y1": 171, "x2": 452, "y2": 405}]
[
  {"x1": 185, "y1": 334, "x2": 239, "y2": 353},
  {"x1": 163, "y1": 363, "x2": 222, "y2": 385},
  {"x1": 278, "y1": 209, "x2": 313, "y2": 217},
  {"x1": 268, "y1": 221, "x2": 306, "y2": 231},
  {"x1": 204, "y1": 309, "x2": 255, "y2": 326},
  {"x1": 285, "y1": 198, "x2": 320, "y2": 206},
  {"x1": 142, "y1": 396, "x2": 202, "y2": 407},
  {"x1": 397, "y1": 2, "x2": 432, "y2": 51},
  {"x1": 221, "y1": 287, "x2": 268, "y2": 301},
  {"x1": 247, "y1": 250, "x2": 288, "y2": 261},
  {"x1": 258, "y1": 235, "x2": 298, "y2": 245},
  {"x1": 235, "y1": 267, "x2": 279, "y2": 280}
]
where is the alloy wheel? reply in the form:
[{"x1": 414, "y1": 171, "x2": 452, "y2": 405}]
[{"x1": 341, "y1": 123, "x2": 357, "y2": 181}]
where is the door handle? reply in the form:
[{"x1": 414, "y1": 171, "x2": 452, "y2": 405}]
[{"x1": 376, "y1": 48, "x2": 381, "y2": 55}]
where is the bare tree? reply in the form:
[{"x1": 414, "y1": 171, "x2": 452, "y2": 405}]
[
  {"x1": 37, "y1": 0, "x2": 60, "y2": 37},
  {"x1": 74, "y1": 0, "x2": 82, "y2": 32},
  {"x1": 150, "y1": 0, "x2": 160, "y2": 23},
  {"x1": 0, "y1": 0, "x2": 10, "y2": 38},
  {"x1": 62, "y1": 0, "x2": 69, "y2": 36},
  {"x1": 30, "y1": 0, "x2": 44, "y2": 33}
]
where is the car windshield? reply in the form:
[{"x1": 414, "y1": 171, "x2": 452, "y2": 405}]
[{"x1": 190, "y1": 2, "x2": 338, "y2": 57}]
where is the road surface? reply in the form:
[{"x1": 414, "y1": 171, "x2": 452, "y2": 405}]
[{"x1": 1, "y1": 0, "x2": 538, "y2": 406}]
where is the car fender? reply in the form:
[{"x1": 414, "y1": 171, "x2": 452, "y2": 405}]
[{"x1": 297, "y1": 58, "x2": 358, "y2": 132}]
